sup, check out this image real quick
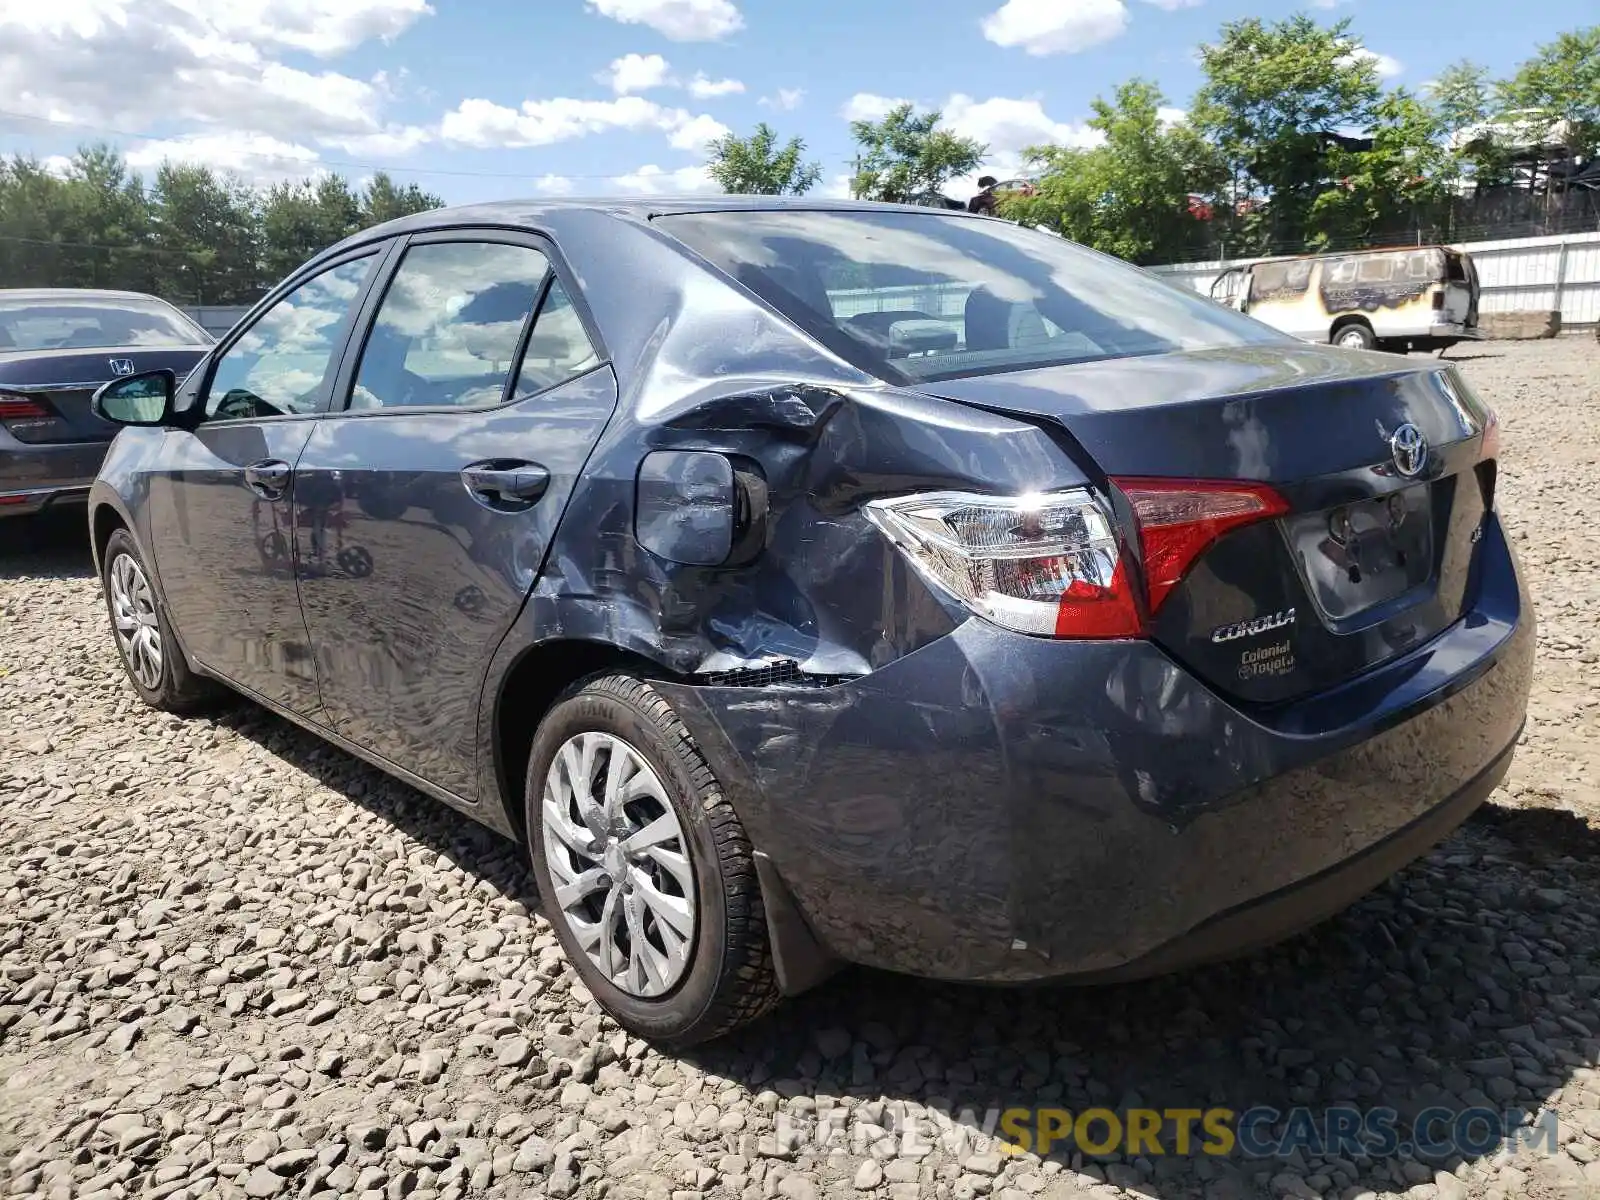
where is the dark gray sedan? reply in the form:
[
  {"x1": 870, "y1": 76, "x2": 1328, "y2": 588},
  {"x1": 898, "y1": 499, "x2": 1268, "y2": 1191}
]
[
  {"x1": 86, "y1": 199, "x2": 1531, "y2": 1046},
  {"x1": 0, "y1": 289, "x2": 212, "y2": 519}
]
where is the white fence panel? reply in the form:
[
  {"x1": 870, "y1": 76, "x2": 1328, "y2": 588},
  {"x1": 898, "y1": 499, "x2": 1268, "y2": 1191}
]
[{"x1": 1149, "y1": 230, "x2": 1600, "y2": 327}]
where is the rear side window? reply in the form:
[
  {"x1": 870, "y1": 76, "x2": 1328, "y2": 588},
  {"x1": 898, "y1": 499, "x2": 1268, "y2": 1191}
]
[
  {"x1": 349, "y1": 241, "x2": 549, "y2": 410},
  {"x1": 512, "y1": 280, "x2": 600, "y2": 397},
  {"x1": 1356, "y1": 256, "x2": 1395, "y2": 283},
  {"x1": 656, "y1": 209, "x2": 1283, "y2": 384}
]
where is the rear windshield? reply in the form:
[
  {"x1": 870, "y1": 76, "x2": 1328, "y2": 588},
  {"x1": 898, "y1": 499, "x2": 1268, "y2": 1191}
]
[
  {"x1": 655, "y1": 209, "x2": 1285, "y2": 383},
  {"x1": 0, "y1": 297, "x2": 209, "y2": 352}
]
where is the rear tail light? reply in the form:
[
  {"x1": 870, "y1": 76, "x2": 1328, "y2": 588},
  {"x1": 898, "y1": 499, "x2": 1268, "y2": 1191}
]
[
  {"x1": 863, "y1": 490, "x2": 1142, "y2": 638},
  {"x1": 1112, "y1": 478, "x2": 1289, "y2": 615},
  {"x1": 865, "y1": 479, "x2": 1289, "y2": 638},
  {"x1": 0, "y1": 394, "x2": 51, "y2": 424}
]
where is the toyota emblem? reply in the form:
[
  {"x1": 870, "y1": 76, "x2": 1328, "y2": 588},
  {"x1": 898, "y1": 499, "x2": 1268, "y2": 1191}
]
[{"x1": 1389, "y1": 423, "x2": 1428, "y2": 478}]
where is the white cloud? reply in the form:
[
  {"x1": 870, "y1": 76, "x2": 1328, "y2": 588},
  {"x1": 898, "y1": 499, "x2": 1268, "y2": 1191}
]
[
  {"x1": 1158, "y1": 106, "x2": 1187, "y2": 127},
  {"x1": 1309, "y1": 0, "x2": 1344, "y2": 7},
  {"x1": 125, "y1": 132, "x2": 322, "y2": 183},
  {"x1": 41, "y1": 154, "x2": 73, "y2": 179},
  {"x1": 586, "y1": 0, "x2": 742, "y2": 41},
  {"x1": 534, "y1": 174, "x2": 576, "y2": 196},
  {"x1": 1139, "y1": 0, "x2": 1200, "y2": 8},
  {"x1": 760, "y1": 88, "x2": 804, "y2": 111},
  {"x1": 942, "y1": 94, "x2": 1103, "y2": 157},
  {"x1": 600, "y1": 52, "x2": 672, "y2": 95},
  {"x1": 0, "y1": 1, "x2": 432, "y2": 157},
  {"x1": 440, "y1": 94, "x2": 726, "y2": 154},
  {"x1": 1340, "y1": 47, "x2": 1404, "y2": 79},
  {"x1": 840, "y1": 93, "x2": 910, "y2": 123},
  {"x1": 981, "y1": 0, "x2": 1128, "y2": 55},
  {"x1": 613, "y1": 163, "x2": 716, "y2": 194},
  {"x1": 667, "y1": 113, "x2": 729, "y2": 151},
  {"x1": 323, "y1": 126, "x2": 432, "y2": 156},
  {"x1": 819, "y1": 173, "x2": 853, "y2": 199},
  {"x1": 687, "y1": 72, "x2": 744, "y2": 99},
  {"x1": 936, "y1": 94, "x2": 1106, "y2": 203}
]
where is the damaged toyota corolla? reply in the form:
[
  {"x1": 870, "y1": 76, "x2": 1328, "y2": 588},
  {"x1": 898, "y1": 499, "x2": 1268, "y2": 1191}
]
[{"x1": 86, "y1": 199, "x2": 1532, "y2": 1046}]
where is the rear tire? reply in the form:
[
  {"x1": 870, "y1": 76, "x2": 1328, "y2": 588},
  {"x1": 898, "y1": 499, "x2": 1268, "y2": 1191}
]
[
  {"x1": 1332, "y1": 321, "x2": 1376, "y2": 351},
  {"x1": 101, "y1": 528, "x2": 226, "y2": 715},
  {"x1": 525, "y1": 674, "x2": 780, "y2": 1047}
]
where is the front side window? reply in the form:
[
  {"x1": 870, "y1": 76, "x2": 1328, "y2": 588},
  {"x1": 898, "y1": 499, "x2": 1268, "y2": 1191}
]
[
  {"x1": 349, "y1": 241, "x2": 549, "y2": 410},
  {"x1": 206, "y1": 256, "x2": 375, "y2": 420},
  {"x1": 657, "y1": 210, "x2": 1284, "y2": 384}
]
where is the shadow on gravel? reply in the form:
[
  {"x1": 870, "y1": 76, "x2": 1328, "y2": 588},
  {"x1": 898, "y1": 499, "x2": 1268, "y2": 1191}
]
[
  {"x1": 218, "y1": 692, "x2": 1600, "y2": 1198},
  {"x1": 0, "y1": 511, "x2": 96, "y2": 580}
]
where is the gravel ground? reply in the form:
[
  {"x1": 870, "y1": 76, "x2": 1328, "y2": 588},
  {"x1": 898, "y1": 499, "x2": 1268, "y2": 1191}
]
[{"x1": 1, "y1": 337, "x2": 1597, "y2": 1200}]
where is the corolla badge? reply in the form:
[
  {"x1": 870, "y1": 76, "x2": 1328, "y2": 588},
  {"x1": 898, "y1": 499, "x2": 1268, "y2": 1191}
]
[
  {"x1": 108, "y1": 358, "x2": 135, "y2": 376},
  {"x1": 1389, "y1": 422, "x2": 1428, "y2": 478},
  {"x1": 1211, "y1": 608, "x2": 1296, "y2": 644}
]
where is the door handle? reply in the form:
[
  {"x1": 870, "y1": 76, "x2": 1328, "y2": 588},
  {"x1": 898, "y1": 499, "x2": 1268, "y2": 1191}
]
[
  {"x1": 461, "y1": 460, "x2": 550, "y2": 509},
  {"x1": 244, "y1": 459, "x2": 291, "y2": 499}
]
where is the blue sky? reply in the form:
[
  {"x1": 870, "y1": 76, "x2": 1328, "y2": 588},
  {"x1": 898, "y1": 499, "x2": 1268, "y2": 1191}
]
[{"x1": 0, "y1": 0, "x2": 1592, "y2": 206}]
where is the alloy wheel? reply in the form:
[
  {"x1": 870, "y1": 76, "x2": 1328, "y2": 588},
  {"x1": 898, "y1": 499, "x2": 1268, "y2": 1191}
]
[
  {"x1": 108, "y1": 552, "x2": 163, "y2": 691},
  {"x1": 541, "y1": 732, "x2": 697, "y2": 997}
]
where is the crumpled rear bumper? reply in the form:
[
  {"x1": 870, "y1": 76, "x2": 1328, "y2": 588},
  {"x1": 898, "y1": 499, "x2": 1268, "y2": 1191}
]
[{"x1": 656, "y1": 514, "x2": 1533, "y2": 984}]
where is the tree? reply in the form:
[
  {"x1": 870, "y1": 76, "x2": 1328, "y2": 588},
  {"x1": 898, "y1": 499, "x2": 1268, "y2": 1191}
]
[
  {"x1": 1431, "y1": 60, "x2": 1495, "y2": 136},
  {"x1": 1193, "y1": 15, "x2": 1382, "y2": 252},
  {"x1": 706, "y1": 124, "x2": 822, "y2": 195},
  {"x1": 848, "y1": 104, "x2": 985, "y2": 204},
  {"x1": 147, "y1": 163, "x2": 260, "y2": 305},
  {"x1": 261, "y1": 175, "x2": 362, "y2": 281},
  {"x1": 1501, "y1": 25, "x2": 1600, "y2": 158},
  {"x1": 359, "y1": 171, "x2": 444, "y2": 226},
  {"x1": 1309, "y1": 91, "x2": 1452, "y2": 247},
  {"x1": 1003, "y1": 81, "x2": 1224, "y2": 264},
  {"x1": 1428, "y1": 61, "x2": 1514, "y2": 194}
]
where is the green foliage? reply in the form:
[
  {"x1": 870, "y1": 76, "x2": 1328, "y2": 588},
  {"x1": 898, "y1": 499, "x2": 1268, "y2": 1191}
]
[
  {"x1": 1002, "y1": 81, "x2": 1223, "y2": 264},
  {"x1": 1192, "y1": 15, "x2": 1383, "y2": 252},
  {"x1": 848, "y1": 104, "x2": 986, "y2": 203},
  {"x1": 1309, "y1": 90, "x2": 1452, "y2": 246},
  {"x1": 0, "y1": 145, "x2": 443, "y2": 305},
  {"x1": 707, "y1": 124, "x2": 822, "y2": 195},
  {"x1": 1500, "y1": 25, "x2": 1600, "y2": 156}
]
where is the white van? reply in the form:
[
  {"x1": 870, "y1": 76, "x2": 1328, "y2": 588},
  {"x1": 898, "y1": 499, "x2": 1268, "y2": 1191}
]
[{"x1": 1209, "y1": 245, "x2": 1481, "y2": 353}]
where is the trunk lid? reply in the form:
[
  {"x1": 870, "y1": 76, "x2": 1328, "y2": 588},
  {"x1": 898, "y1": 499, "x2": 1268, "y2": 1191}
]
[
  {"x1": 921, "y1": 343, "x2": 1497, "y2": 704},
  {"x1": 0, "y1": 347, "x2": 208, "y2": 444}
]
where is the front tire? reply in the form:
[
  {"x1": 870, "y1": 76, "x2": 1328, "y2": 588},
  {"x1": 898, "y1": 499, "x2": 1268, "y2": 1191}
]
[
  {"x1": 1333, "y1": 321, "x2": 1376, "y2": 351},
  {"x1": 525, "y1": 674, "x2": 780, "y2": 1047},
  {"x1": 102, "y1": 529, "x2": 225, "y2": 714}
]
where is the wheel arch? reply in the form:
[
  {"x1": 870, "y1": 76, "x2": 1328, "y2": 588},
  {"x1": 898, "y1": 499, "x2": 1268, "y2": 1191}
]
[
  {"x1": 1330, "y1": 314, "x2": 1374, "y2": 343},
  {"x1": 90, "y1": 499, "x2": 130, "y2": 578},
  {"x1": 488, "y1": 636, "x2": 674, "y2": 841}
]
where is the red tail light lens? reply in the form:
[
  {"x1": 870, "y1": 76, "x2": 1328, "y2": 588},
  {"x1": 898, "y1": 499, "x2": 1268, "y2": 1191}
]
[
  {"x1": 1113, "y1": 478, "x2": 1290, "y2": 614},
  {"x1": 0, "y1": 394, "x2": 51, "y2": 424}
]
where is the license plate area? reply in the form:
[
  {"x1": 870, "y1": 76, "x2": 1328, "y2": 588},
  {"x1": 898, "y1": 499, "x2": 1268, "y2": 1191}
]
[{"x1": 1284, "y1": 484, "x2": 1435, "y2": 622}]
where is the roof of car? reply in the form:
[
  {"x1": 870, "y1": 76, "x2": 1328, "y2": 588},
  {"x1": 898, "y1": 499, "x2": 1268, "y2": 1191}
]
[
  {"x1": 409, "y1": 195, "x2": 974, "y2": 220},
  {"x1": 0, "y1": 287, "x2": 174, "y2": 303},
  {"x1": 323, "y1": 195, "x2": 978, "y2": 254}
]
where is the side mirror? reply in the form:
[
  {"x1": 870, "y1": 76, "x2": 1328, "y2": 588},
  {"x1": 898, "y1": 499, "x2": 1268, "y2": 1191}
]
[{"x1": 93, "y1": 370, "x2": 176, "y2": 427}]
